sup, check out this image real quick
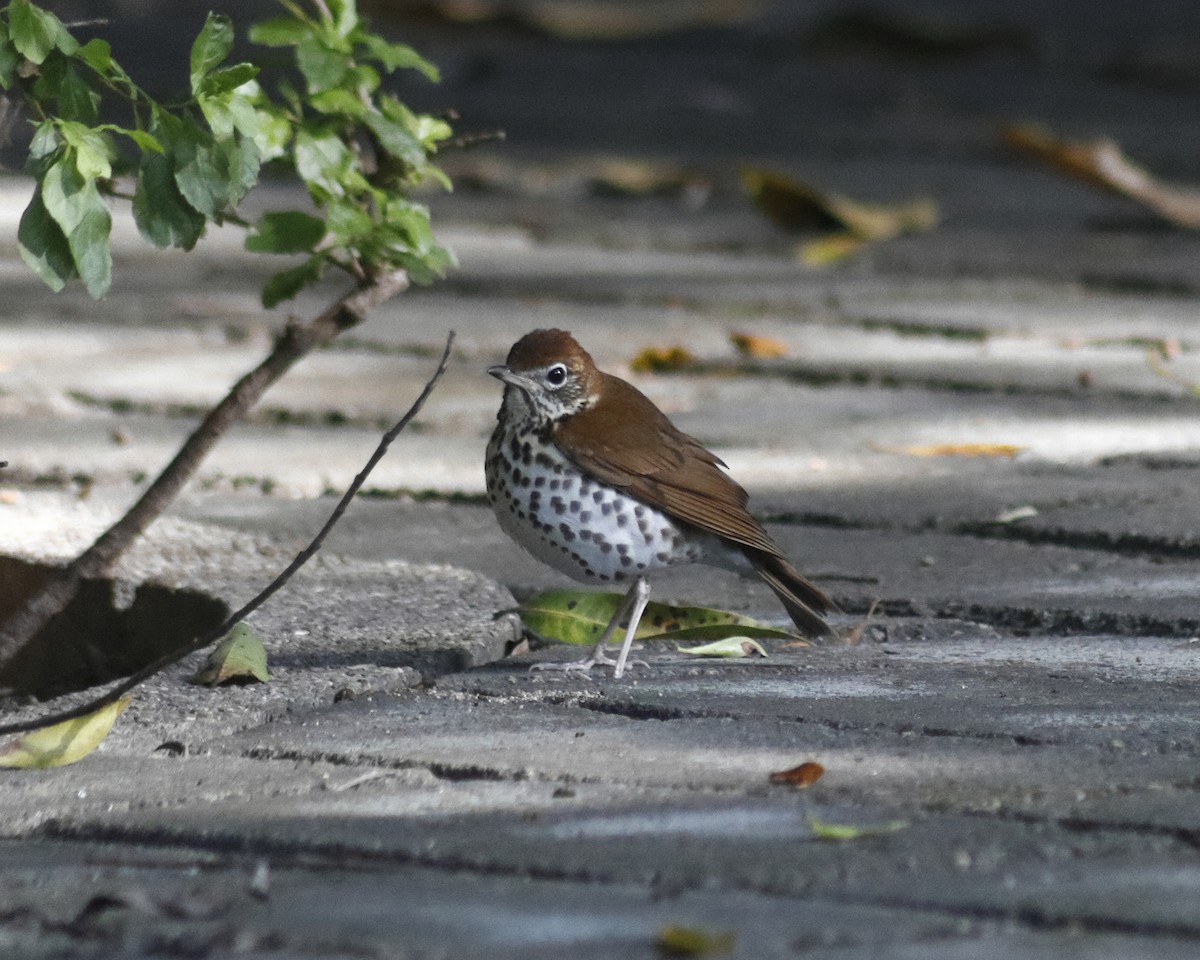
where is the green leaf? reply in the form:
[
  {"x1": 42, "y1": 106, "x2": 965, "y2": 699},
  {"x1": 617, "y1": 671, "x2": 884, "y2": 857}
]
[
  {"x1": 676, "y1": 636, "x2": 769, "y2": 658},
  {"x1": 69, "y1": 203, "x2": 112, "y2": 298},
  {"x1": 41, "y1": 155, "x2": 95, "y2": 233},
  {"x1": 116, "y1": 127, "x2": 164, "y2": 154},
  {"x1": 75, "y1": 37, "x2": 112, "y2": 72},
  {"x1": 33, "y1": 56, "x2": 101, "y2": 123},
  {"x1": 261, "y1": 255, "x2": 324, "y2": 308},
  {"x1": 0, "y1": 23, "x2": 18, "y2": 89},
  {"x1": 309, "y1": 87, "x2": 366, "y2": 117},
  {"x1": 249, "y1": 16, "x2": 310, "y2": 47},
  {"x1": 246, "y1": 210, "x2": 326, "y2": 253},
  {"x1": 327, "y1": 0, "x2": 360, "y2": 38},
  {"x1": 55, "y1": 120, "x2": 111, "y2": 179},
  {"x1": 362, "y1": 111, "x2": 423, "y2": 167},
  {"x1": 804, "y1": 813, "x2": 909, "y2": 841},
  {"x1": 296, "y1": 33, "x2": 349, "y2": 93},
  {"x1": 7, "y1": 0, "x2": 77, "y2": 64},
  {"x1": 0, "y1": 696, "x2": 131, "y2": 768},
  {"x1": 200, "y1": 62, "x2": 259, "y2": 97},
  {"x1": 173, "y1": 127, "x2": 260, "y2": 219},
  {"x1": 18, "y1": 189, "x2": 75, "y2": 291},
  {"x1": 189, "y1": 12, "x2": 234, "y2": 93},
  {"x1": 324, "y1": 199, "x2": 372, "y2": 243},
  {"x1": 190, "y1": 623, "x2": 271, "y2": 685},
  {"x1": 519, "y1": 590, "x2": 793, "y2": 647},
  {"x1": 294, "y1": 125, "x2": 361, "y2": 199},
  {"x1": 133, "y1": 144, "x2": 206, "y2": 250},
  {"x1": 359, "y1": 34, "x2": 439, "y2": 81},
  {"x1": 25, "y1": 119, "x2": 60, "y2": 177}
]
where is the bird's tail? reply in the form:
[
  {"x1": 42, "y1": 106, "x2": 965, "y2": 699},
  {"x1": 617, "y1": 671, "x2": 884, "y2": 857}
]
[{"x1": 747, "y1": 548, "x2": 839, "y2": 640}]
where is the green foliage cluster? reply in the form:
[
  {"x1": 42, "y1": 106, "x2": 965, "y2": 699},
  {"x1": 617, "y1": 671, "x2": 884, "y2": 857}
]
[{"x1": 0, "y1": 0, "x2": 454, "y2": 303}]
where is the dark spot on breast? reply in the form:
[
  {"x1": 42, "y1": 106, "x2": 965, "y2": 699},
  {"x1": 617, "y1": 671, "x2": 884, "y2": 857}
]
[
  {"x1": 616, "y1": 514, "x2": 628, "y2": 527},
  {"x1": 592, "y1": 490, "x2": 604, "y2": 503},
  {"x1": 569, "y1": 500, "x2": 581, "y2": 513},
  {"x1": 656, "y1": 551, "x2": 670, "y2": 562},
  {"x1": 619, "y1": 555, "x2": 632, "y2": 567},
  {"x1": 579, "y1": 510, "x2": 591, "y2": 523},
  {"x1": 600, "y1": 542, "x2": 613, "y2": 554},
  {"x1": 634, "y1": 505, "x2": 645, "y2": 518},
  {"x1": 579, "y1": 529, "x2": 592, "y2": 541},
  {"x1": 535, "y1": 453, "x2": 555, "y2": 469},
  {"x1": 598, "y1": 573, "x2": 610, "y2": 581},
  {"x1": 520, "y1": 442, "x2": 532, "y2": 463},
  {"x1": 534, "y1": 476, "x2": 545, "y2": 488},
  {"x1": 559, "y1": 523, "x2": 575, "y2": 542},
  {"x1": 551, "y1": 498, "x2": 565, "y2": 515},
  {"x1": 561, "y1": 478, "x2": 574, "y2": 491},
  {"x1": 601, "y1": 503, "x2": 613, "y2": 517}
]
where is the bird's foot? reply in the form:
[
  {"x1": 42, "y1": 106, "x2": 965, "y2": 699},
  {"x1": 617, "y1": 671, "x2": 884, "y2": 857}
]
[{"x1": 530, "y1": 656, "x2": 649, "y2": 678}]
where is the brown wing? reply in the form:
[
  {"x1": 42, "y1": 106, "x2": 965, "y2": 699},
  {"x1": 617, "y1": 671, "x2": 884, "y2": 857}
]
[{"x1": 553, "y1": 373, "x2": 784, "y2": 555}]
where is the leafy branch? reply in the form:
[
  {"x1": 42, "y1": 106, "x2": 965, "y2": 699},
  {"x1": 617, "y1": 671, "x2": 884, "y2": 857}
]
[{"x1": 0, "y1": 1, "x2": 459, "y2": 679}]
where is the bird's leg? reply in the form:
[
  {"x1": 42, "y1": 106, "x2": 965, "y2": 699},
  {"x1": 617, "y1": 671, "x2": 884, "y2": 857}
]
[
  {"x1": 610, "y1": 576, "x2": 650, "y2": 679},
  {"x1": 530, "y1": 577, "x2": 650, "y2": 676}
]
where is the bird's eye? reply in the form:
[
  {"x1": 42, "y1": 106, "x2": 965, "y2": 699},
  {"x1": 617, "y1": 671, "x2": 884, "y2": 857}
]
[{"x1": 545, "y1": 364, "x2": 568, "y2": 387}]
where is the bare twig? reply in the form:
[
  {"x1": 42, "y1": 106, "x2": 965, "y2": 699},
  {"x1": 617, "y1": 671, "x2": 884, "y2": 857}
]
[
  {"x1": 0, "y1": 332, "x2": 454, "y2": 738},
  {"x1": 0, "y1": 270, "x2": 409, "y2": 671}
]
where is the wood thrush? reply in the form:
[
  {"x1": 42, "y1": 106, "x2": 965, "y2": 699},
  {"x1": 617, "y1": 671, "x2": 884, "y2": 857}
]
[{"x1": 486, "y1": 328, "x2": 837, "y2": 677}]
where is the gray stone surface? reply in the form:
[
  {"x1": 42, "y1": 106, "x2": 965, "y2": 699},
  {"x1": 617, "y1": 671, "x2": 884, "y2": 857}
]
[{"x1": 3, "y1": 0, "x2": 1200, "y2": 956}]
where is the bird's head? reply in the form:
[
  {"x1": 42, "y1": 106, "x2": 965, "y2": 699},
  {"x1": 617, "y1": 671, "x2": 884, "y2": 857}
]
[{"x1": 489, "y1": 328, "x2": 599, "y2": 424}]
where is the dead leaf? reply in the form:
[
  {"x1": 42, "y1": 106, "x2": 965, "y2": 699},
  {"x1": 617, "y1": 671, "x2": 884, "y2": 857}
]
[
  {"x1": 1005, "y1": 124, "x2": 1200, "y2": 229},
  {"x1": 729, "y1": 331, "x2": 788, "y2": 359},
  {"x1": 656, "y1": 924, "x2": 736, "y2": 957},
  {"x1": 0, "y1": 697, "x2": 131, "y2": 769},
  {"x1": 804, "y1": 812, "x2": 908, "y2": 840},
  {"x1": 994, "y1": 505, "x2": 1038, "y2": 523},
  {"x1": 838, "y1": 598, "x2": 882, "y2": 645},
  {"x1": 677, "y1": 636, "x2": 768, "y2": 658},
  {"x1": 630, "y1": 345, "x2": 696, "y2": 373},
  {"x1": 190, "y1": 623, "x2": 270, "y2": 686},
  {"x1": 1146, "y1": 350, "x2": 1200, "y2": 397},
  {"x1": 878, "y1": 442, "x2": 1026, "y2": 459},
  {"x1": 740, "y1": 166, "x2": 938, "y2": 264},
  {"x1": 768, "y1": 761, "x2": 825, "y2": 788}
]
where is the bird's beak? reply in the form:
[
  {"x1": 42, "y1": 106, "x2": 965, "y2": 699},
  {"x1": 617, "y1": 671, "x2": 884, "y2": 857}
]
[{"x1": 488, "y1": 365, "x2": 534, "y2": 392}]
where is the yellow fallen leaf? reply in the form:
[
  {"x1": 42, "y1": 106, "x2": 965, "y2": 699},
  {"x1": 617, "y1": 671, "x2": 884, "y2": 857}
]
[
  {"x1": 740, "y1": 166, "x2": 939, "y2": 264},
  {"x1": 883, "y1": 443, "x2": 1026, "y2": 459},
  {"x1": 729, "y1": 332, "x2": 788, "y2": 359},
  {"x1": 629, "y1": 345, "x2": 696, "y2": 373},
  {"x1": 656, "y1": 924, "x2": 736, "y2": 957},
  {"x1": 677, "y1": 636, "x2": 768, "y2": 658},
  {"x1": 0, "y1": 697, "x2": 131, "y2": 769},
  {"x1": 1005, "y1": 124, "x2": 1200, "y2": 229},
  {"x1": 805, "y1": 812, "x2": 908, "y2": 840},
  {"x1": 799, "y1": 232, "x2": 871, "y2": 265},
  {"x1": 190, "y1": 623, "x2": 271, "y2": 686}
]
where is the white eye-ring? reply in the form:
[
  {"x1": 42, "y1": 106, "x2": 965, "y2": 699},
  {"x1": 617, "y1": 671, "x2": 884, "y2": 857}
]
[{"x1": 545, "y1": 363, "x2": 568, "y2": 388}]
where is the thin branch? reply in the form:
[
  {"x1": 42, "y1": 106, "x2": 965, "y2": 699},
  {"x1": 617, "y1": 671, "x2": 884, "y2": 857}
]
[
  {"x1": 0, "y1": 332, "x2": 454, "y2": 738},
  {"x1": 0, "y1": 270, "x2": 409, "y2": 671}
]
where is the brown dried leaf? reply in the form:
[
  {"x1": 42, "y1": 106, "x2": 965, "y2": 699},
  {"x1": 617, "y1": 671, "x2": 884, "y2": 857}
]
[
  {"x1": 768, "y1": 760, "x2": 825, "y2": 788},
  {"x1": 838, "y1": 598, "x2": 882, "y2": 645},
  {"x1": 740, "y1": 167, "x2": 939, "y2": 257},
  {"x1": 1005, "y1": 124, "x2": 1200, "y2": 229},
  {"x1": 630, "y1": 345, "x2": 696, "y2": 373},
  {"x1": 881, "y1": 443, "x2": 1026, "y2": 459},
  {"x1": 729, "y1": 331, "x2": 788, "y2": 359}
]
